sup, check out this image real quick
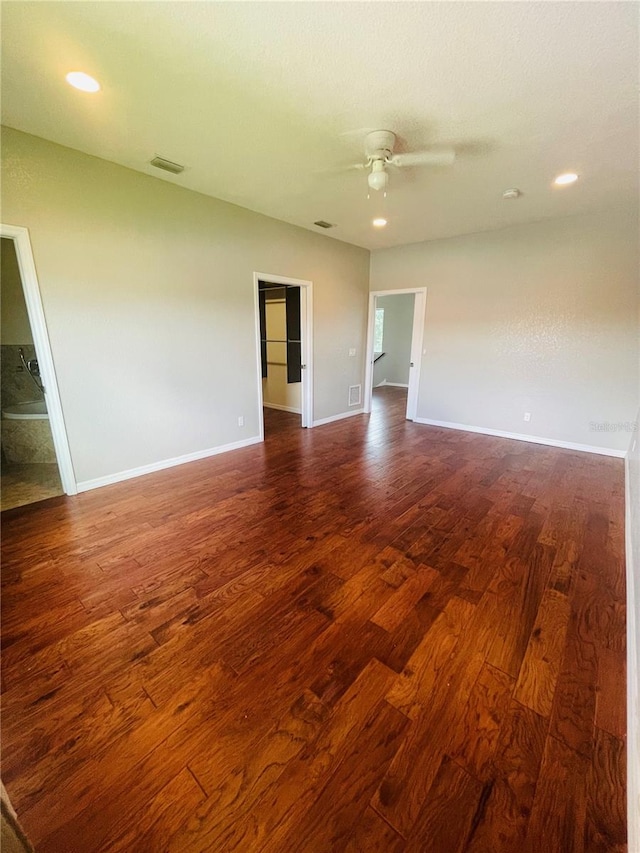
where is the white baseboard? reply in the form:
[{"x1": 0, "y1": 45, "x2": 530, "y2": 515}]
[
  {"x1": 374, "y1": 379, "x2": 409, "y2": 388},
  {"x1": 313, "y1": 408, "x2": 364, "y2": 427},
  {"x1": 76, "y1": 435, "x2": 263, "y2": 493},
  {"x1": 263, "y1": 402, "x2": 302, "y2": 414},
  {"x1": 413, "y1": 418, "x2": 627, "y2": 458},
  {"x1": 625, "y1": 454, "x2": 640, "y2": 852}
]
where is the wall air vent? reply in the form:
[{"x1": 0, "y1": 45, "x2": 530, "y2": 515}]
[
  {"x1": 150, "y1": 156, "x2": 185, "y2": 175},
  {"x1": 348, "y1": 384, "x2": 362, "y2": 407},
  {"x1": 314, "y1": 221, "x2": 335, "y2": 229}
]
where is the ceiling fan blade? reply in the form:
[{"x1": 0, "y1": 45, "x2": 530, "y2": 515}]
[
  {"x1": 390, "y1": 149, "x2": 455, "y2": 167},
  {"x1": 315, "y1": 162, "x2": 366, "y2": 177},
  {"x1": 332, "y1": 162, "x2": 366, "y2": 173}
]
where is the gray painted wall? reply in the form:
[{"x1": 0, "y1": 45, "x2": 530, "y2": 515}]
[
  {"x1": 1, "y1": 237, "x2": 32, "y2": 345},
  {"x1": 1, "y1": 127, "x2": 370, "y2": 484},
  {"x1": 370, "y1": 209, "x2": 639, "y2": 452}
]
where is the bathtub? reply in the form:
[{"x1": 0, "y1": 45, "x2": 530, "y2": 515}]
[
  {"x1": 2, "y1": 400, "x2": 48, "y2": 420},
  {"x1": 1, "y1": 400, "x2": 56, "y2": 463}
]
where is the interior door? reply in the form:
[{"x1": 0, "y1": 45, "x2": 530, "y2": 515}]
[{"x1": 405, "y1": 290, "x2": 425, "y2": 421}]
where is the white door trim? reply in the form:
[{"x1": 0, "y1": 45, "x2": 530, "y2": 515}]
[
  {"x1": 253, "y1": 272, "x2": 314, "y2": 434},
  {"x1": 1, "y1": 224, "x2": 78, "y2": 495},
  {"x1": 364, "y1": 287, "x2": 427, "y2": 421}
]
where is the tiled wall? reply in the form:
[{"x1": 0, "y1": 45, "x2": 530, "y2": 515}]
[
  {"x1": 2, "y1": 419, "x2": 57, "y2": 463},
  {"x1": 1, "y1": 344, "x2": 44, "y2": 407},
  {"x1": 1, "y1": 344, "x2": 54, "y2": 465}
]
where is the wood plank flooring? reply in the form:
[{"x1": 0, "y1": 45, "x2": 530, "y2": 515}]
[{"x1": 1, "y1": 386, "x2": 627, "y2": 852}]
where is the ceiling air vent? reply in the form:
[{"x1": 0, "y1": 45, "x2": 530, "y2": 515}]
[
  {"x1": 314, "y1": 220, "x2": 335, "y2": 229},
  {"x1": 150, "y1": 156, "x2": 185, "y2": 175}
]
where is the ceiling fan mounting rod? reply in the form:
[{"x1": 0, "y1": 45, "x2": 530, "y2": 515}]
[
  {"x1": 364, "y1": 130, "x2": 397, "y2": 160},
  {"x1": 365, "y1": 153, "x2": 393, "y2": 165}
]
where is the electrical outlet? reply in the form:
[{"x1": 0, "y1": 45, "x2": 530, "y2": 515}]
[
  {"x1": 238, "y1": 416, "x2": 244, "y2": 427},
  {"x1": 524, "y1": 412, "x2": 531, "y2": 422},
  {"x1": 348, "y1": 348, "x2": 356, "y2": 357}
]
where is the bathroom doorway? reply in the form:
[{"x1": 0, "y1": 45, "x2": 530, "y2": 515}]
[{"x1": 1, "y1": 227, "x2": 76, "y2": 510}]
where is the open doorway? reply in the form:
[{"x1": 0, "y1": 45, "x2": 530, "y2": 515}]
[
  {"x1": 1, "y1": 226, "x2": 76, "y2": 509},
  {"x1": 253, "y1": 273, "x2": 313, "y2": 437},
  {"x1": 364, "y1": 288, "x2": 426, "y2": 420}
]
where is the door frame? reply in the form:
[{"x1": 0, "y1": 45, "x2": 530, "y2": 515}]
[
  {"x1": 253, "y1": 272, "x2": 313, "y2": 435},
  {"x1": 1, "y1": 224, "x2": 77, "y2": 495},
  {"x1": 364, "y1": 287, "x2": 427, "y2": 421}
]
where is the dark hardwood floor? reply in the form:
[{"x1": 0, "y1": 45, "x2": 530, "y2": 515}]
[{"x1": 1, "y1": 386, "x2": 627, "y2": 852}]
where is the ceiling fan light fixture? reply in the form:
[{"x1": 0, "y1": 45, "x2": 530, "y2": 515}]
[{"x1": 368, "y1": 160, "x2": 388, "y2": 192}]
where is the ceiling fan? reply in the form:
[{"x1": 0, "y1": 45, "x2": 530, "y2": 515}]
[{"x1": 351, "y1": 130, "x2": 455, "y2": 192}]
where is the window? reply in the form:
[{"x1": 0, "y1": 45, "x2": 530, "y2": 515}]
[{"x1": 374, "y1": 308, "x2": 384, "y2": 352}]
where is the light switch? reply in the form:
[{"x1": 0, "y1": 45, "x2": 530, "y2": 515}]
[{"x1": 348, "y1": 348, "x2": 356, "y2": 357}]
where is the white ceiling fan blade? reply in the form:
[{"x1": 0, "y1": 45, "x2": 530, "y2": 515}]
[
  {"x1": 390, "y1": 149, "x2": 456, "y2": 167},
  {"x1": 315, "y1": 162, "x2": 366, "y2": 177},
  {"x1": 333, "y1": 162, "x2": 367, "y2": 173}
]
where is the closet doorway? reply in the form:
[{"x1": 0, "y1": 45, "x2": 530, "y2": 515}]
[{"x1": 253, "y1": 273, "x2": 313, "y2": 437}]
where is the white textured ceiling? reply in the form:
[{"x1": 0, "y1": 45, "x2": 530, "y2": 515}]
[{"x1": 1, "y1": 2, "x2": 638, "y2": 250}]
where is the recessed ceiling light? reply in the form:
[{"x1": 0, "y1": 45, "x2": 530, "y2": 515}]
[
  {"x1": 554, "y1": 172, "x2": 579, "y2": 186},
  {"x1": 65, "y1": 71, "x2": 100, "y2": 93},
  {"x1": 372, "y1": 218, "x2": 387, "y2": 228}
]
